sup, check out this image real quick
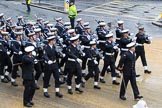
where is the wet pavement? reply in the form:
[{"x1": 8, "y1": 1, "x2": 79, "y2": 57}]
[{"x1": 0, "y1": 0, "x2": 162, "y2": 108}]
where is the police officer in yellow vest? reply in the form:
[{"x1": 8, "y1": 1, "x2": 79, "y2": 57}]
[
  {"x1": 68, "y1": 1, "x2": 77, "y2": 29},
  {"x1": 26, "y1": 0, "x2": 31, "y2": 12}
]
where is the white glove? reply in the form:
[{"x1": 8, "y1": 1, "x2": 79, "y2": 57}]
[
  {"x1": 102, "y1": 57, "x2": 104, "y2": 59},
  {"x1": 132, "y1": 37, "x2": 137, "y2": 41},
  {"x1": 96, "y1": 41, "x2": 99, "y2": 44},
  {"x1": 34, "y1": 59, "x2": 38, "y2": 64},
  {"x1": 130, "y1": 33, "x2": 134, "y2": 36},
  {"x1": 113, "y1": 46, "x2": 118, "y2": 49},
  {"x1": 48, "y1": 60, "x2": 53, "y2": 64},
  {"x1": 59, "y1": 38, "x2": 63, "y2": 42},
  {"x1": 62, "y1": 54, "x2": 66, "y2": 58},
  {"x1": 32, "y1": 51, "x2": 36, "y2": 56},
  {"x1": 94, "y1": 60, "x2": 98, "y2": 65},
  {"x1": 92, "y1": 38, "x2": 96, "y2": 41},
  {"x1": 82, "y1": 53, "x2": 85, "y2": 56},
  {"x1": 7, "y1": 51, "x2": 11, "y2": 55},
  {"x1": 81, "y1": 45, "x2": 84, "y2": 50},
  {"x1": 18, "y1": 51, "x2": 23, "y2": 55},
  {"x1": 63, "y1": 45, "x2": 67, "y2": 48},
  {"x1": 76, "y1": 58, "x2": 82, "y2": 63},
  {"x1": 147, "y1": 36, "x2": 153, "y2": 40}
]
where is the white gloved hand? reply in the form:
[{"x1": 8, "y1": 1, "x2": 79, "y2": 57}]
[
  {"x1": 94, "y1": 60, "x2": 98, "y2": 65},
  {"x1": 34, "y1": 59, "x2": 38, "y2": 64},
  {"x1": 32, "y1": 51, "x2": 36, "y2": 56},
  {"x1": 130, "y1": 33, "x2": 134, "y2": 36},
  {"x1": 113, "y1": 46, "x2": 118, "y2": 49},
  {"x1": 96, "y1": 41, "x2": 99, "y2": 44},
  {"x1": 62, "y1": 54, "x2": 66, "y2": 58},
  {"x1": 18, "y1": 51, "x2": 23, "y2": 55},
  {"x1": 102, "y1": 57, "x2": 104, "y2": 59},
  {"x1": 76, "y1": 58, "x2": 82, "y2": 63},
  {"x1": 7, "y1": 51, "x2": 11, "y2": 55},
  {"x1": 81, "y1": 45, "x2": 84, "y2": 50},
  {"x1": 132, "y1": 37, "x2": 137, "y2": 41},
  {"x1": 147, "y1": 36, "x2": 153, "y2": 40},
  {"x1": 63, "y1": 45, "x2": 67, "y2": 48},
  {"x1": 59, "y1": 38, "x2": 63, "y2": 42},
  {"x1": 48, "y1": 60, "x2": 53, "y2": 64},
  {"x1": 82, "y1": 52, "x2": 85, "y2": 56}
]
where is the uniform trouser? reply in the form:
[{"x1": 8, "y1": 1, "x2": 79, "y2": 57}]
[
  {"x1": 85, "y1": 65, "x2": 99, "y2": 82},
  {"x1": 66, "y1": 61, "x2": 82, "y2": 86},
  {"x1": 120, "y1": 74, "x2": 140, "y2": 98},
  {"x1": 12, "y1": 54, "x2": 22, "y2": 79},
  {"x1": 100, "y1": 56, "x2": 116, "y2": 77},
  {"x1": 82, "y1": 48, "x2": 89, "y2": 70},
  {"x1": 70, "y1": 18, "x2": 75, "y2": 29},
  {"x1": 59, "y1": 56, "x2": 68, "y2": 68},
  {"x1": 34, "y1": 62, "x2": 43, "y2": 81},
  {"x1": 4, "y1": 55, "x2": 12, "y2": 73},
  {"x1": 43, "y1": 63, "x2": 60, "y2": 88},
  {"x1": 23, "y1": 79, "x2": 36, "y2": 105},
  {"x1": 136, "y1": 47, "x2": 147, "y2": 66},
  {"x1": 114, "y1": 49, "x2": 119, "y2": 62},
  {"x1": 0, "y1": 63, "x2": 4, "y2": 76}
]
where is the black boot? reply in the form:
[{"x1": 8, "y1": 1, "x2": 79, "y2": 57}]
[
  {"x1": 135, "y1": 95, "x2": 143, "y2": 101},
  {"x1": 75, "y1": 88, "x2": 84, "y2": 94},
  {"x1": 112, "y1": 80, "x2": 120, "y2": 85},
  {"x1": 144, "y1": 70, "x2": 151, "y2": 74},
  {"x1": 100, "y1": 78, "x2": 106, "y2": 83},
  {"x1": 56, "y1": 92, "x2": 63, "y2": 98},
  {"x1": 11, "y1": 82, "x2": 18, "y2": 86},
  {"x1": 5, "y1": 75, "x2": 11, "y2": 82},
  {"x1": 1, "y1": 78, "x2": 9, "y2": 83},
  {"x1": 44, "y1": 92, "x2": 50, "y2": 98},
  {"x1": 68, "y1": 89, "x2": 73, "y2": 95},
  {"x1": 120, "y1": 96, "x2": 126, "y2": 100},
  {"x1": 94, "y1": 85, "x2": 101, "y2": 89}
]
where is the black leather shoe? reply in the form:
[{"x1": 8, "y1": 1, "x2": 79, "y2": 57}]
[
  {"x1": 100, "y1": 79, "x2": 106, "y2": 83},
  {"x1": 81, "y1": 82, "x2": 85, "y2": 88},
  {"x1": 16, "y1": 74, "x2": 20, "y2": 77},
  {"x1": 44, "y1": 92, "x2": 50, "y2": 98},
  {"x1": 135, "y1": 95, "x2": 143, "y2": 101},
  {"x1": 24, "y1": 103, "x2": 32, "y2": 107},
  {"x1": 5, "y1": 75, "x2": 11, "y2": 82},
  {"x1": 107, "y1": 68, "x2": 111, "y2": 73},
  {"x1": 144, "y1": 70, "x2": 151, "y2": 74},
  {"x1": 29, "y1": 101, "x2": 34, "y2": 106},
  {"x1": 59, "y1": 81, "x2": 65, "y2": 85},
  {"x1": 136, "y1": 74, "x2": 141, "y2": 77},
  {"x1": 68, "y1": 89, "x2": 73, "y2": 95},
  {"x1": 1, "y1": 78, "x2": 9, "y2": 83},
  {"x1": 94, "y1": 85, "x2": 101, "y2": 89},
  {"x1": 116, "y1": 74, "x2": 121, "y2": 78},
  {"x1": 120, "y1": 96, "x2": 126, "y2": 100},
  {"x1": 11, "y1": 82, "x2": 18, "y2": 86},
  {"x1": 56, "y1": 92, "x2": 63, "y2": 98},
  {"x1": 35, "y1": 84, "x2": 40, "y2": 90},
  {"x1": 112, "y1": 80, "x2": 120, "y2": 85},
  {"x1": 75, "y1": 88, "x2": 84, "y2": 93}
]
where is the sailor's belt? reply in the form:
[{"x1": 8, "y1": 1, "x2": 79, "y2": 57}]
[
  {"x1": 84, "y1": 46, "x2": 90, "y2": 48},
  {"x1": 13, "y1": 52, "x2": 18, "y2": 54},
  {"x1": 116, "y1": 38, "x2": 120, "y2": 40},
  {"x1": 121, "y1": 48, "x2": 128, "y2": 51},
  {"x1": 136, "y1": 43, "x2": 144, "y2": 46},
  {"x1": 87, "y1": 58, "x2": 96, "y2": 60},
  {"x1": 68, "y1": 58, "x2": 76, "y2": 62},
  {"x1": 105, "y1": 53, "x2": 114, "y2": 56},
  {"x1": 98, "y1": 40, "x2": 106, "y2": 43}
]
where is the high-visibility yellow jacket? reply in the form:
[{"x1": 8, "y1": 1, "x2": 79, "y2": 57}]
[
  {"x1": 68, "y1": 5, "x2": 77, "y2": 18},
  {"x1": 27, "y1": 0, "x2": 31, "y2": 4}
]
